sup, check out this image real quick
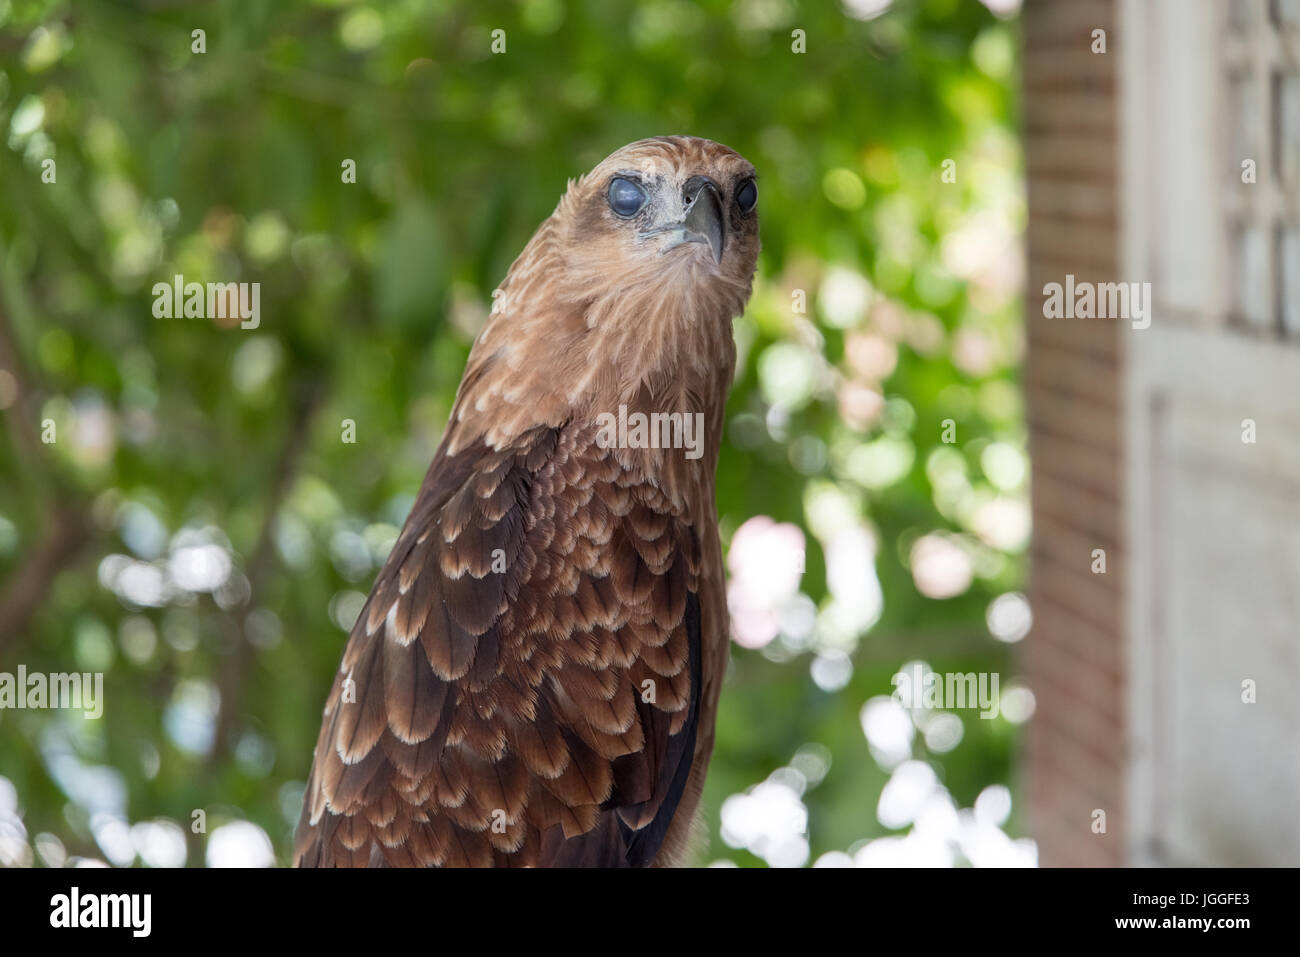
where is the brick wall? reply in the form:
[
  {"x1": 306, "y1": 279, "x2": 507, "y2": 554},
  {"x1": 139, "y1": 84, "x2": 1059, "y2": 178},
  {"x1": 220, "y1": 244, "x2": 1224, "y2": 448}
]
[{"x1": 1021, "y1": 0, "x2": 1127, "y2": 867}]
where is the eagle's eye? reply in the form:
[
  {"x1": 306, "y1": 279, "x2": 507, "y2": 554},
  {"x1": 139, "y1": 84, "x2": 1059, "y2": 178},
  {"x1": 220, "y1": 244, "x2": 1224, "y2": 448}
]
[
  {"x1": 608, "y1": 177, "x2": 647, "y2": 217},
  {"x1": 736, "y1": 178, "x2": 757, "y2": 213}
]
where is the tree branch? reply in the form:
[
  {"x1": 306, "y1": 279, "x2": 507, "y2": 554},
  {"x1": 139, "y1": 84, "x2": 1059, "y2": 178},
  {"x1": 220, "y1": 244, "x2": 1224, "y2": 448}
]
[
  {"x1": 0, "y1": 508, "x2": 92, "y2": 651},
  {"x1": 0, "y1": 302, "x2": 95, "y2": 656}
]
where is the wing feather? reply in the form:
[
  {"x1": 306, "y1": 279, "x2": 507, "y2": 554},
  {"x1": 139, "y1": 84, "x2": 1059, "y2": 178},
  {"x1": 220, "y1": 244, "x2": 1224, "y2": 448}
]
[{"x1": 295, "y1": 423, "x2": 707, "y2": 867}]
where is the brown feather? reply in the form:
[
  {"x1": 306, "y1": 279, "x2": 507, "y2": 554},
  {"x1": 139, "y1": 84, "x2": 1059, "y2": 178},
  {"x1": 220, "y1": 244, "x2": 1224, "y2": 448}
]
[{"x1": 295, "y1": 136, "x2": 759, "y2": 867}]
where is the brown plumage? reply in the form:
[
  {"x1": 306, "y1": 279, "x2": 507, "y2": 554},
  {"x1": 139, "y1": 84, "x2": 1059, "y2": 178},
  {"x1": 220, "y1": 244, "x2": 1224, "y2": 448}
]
[{"x1": 295, "y1": 136, "x2": 759, "y2": 867}]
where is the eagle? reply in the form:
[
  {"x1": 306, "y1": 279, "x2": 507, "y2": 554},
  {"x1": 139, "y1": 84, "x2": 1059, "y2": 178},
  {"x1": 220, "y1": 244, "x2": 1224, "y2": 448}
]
[{"x1": 295, "y1": 136, "x2": 760, "y2": 867}]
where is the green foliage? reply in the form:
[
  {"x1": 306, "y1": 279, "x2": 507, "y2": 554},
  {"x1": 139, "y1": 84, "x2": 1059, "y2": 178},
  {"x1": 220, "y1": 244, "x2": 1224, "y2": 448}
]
[{"x1": 0, "y1": 0, "x2": 1024, "y2": 867}]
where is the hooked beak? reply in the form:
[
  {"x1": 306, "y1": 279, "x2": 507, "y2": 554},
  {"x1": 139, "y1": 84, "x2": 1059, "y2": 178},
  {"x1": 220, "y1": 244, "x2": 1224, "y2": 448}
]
[{"x1": 640, "y1": 177, "x2": 725, "y2": 263}]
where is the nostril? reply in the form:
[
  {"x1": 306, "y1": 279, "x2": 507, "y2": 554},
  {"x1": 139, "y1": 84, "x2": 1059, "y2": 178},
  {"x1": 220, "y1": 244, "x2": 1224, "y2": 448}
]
[{"x1": 682, "y1": 174, "x2": 719, "y2": 207}]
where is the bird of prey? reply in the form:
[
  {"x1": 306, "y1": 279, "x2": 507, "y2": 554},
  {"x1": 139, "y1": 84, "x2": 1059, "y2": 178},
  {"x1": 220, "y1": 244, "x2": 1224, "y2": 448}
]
[{"x1": 295, "y1": 136, "x2": 759, "y2": 867}]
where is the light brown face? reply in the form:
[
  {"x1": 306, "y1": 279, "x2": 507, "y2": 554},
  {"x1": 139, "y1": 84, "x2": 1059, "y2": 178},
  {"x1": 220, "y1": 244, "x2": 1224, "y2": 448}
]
[
  {"x1": 452, "y1": 137, "x2": 758, "y2": 452},
  {"x1": 567, "y1": 136, "x2": 760, "y2": 293}
]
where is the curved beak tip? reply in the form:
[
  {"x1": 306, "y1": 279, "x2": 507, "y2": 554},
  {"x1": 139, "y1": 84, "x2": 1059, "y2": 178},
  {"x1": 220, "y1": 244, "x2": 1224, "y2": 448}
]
[{"x1": 683, "y1": 183, "x2": 725, "y2": 263}]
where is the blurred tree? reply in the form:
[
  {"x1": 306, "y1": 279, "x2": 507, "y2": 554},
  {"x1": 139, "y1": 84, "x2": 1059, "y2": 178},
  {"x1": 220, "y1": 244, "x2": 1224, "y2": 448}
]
[{"x1": 0, "y1": 0, "x2": 1026, "y2": 867}]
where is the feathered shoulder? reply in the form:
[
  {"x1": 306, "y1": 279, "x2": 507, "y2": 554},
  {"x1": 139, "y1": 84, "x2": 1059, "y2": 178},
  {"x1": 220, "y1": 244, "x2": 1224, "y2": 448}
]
[{"x1": 295, "y1": 420, "x2": 704, "y2": 867}]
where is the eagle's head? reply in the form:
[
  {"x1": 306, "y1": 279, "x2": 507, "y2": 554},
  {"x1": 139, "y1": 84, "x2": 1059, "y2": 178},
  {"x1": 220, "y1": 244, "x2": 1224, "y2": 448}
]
[
  {"x1": 562, "y1": 136, "x2": 760, "y2": 303},
  {"x1": 450, "y1": 136, "x2": 759, "y2": 461}
]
